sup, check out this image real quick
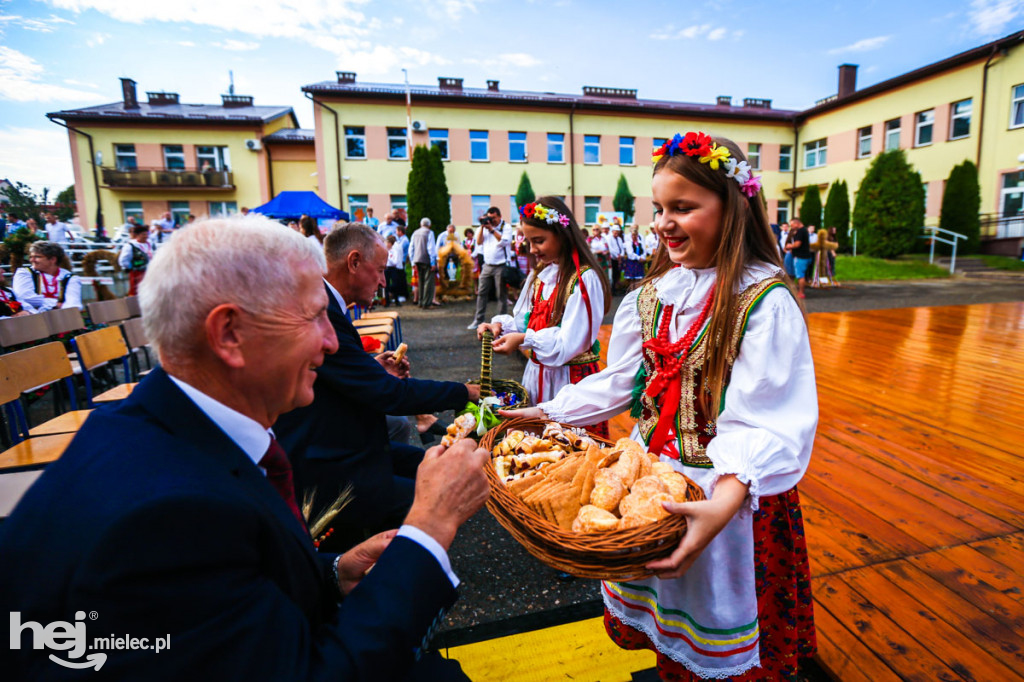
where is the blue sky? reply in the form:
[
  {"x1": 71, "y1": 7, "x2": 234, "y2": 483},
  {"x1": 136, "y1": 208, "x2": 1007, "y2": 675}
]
[{"x1": 1, "y1": 0, "x2": 1022, "y2": 194}]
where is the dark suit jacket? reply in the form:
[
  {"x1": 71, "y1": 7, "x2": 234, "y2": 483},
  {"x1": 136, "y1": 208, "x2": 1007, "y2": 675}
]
[
  {"x1": 275, "y1": 284, "x2": 468, "y2": 526},
  {"x1": 0, "y1": 368, "x2": 456, "y2": 681}
]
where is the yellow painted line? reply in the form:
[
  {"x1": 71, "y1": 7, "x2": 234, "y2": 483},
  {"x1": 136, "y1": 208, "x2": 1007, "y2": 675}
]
[{"x1": 442, "y1": 616, "x2": 655, "y2": 682}]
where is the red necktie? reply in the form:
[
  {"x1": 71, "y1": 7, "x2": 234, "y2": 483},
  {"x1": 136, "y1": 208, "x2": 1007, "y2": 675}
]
[{"x1": 259, "y1": 438, "x2": 305, "y2": 527}]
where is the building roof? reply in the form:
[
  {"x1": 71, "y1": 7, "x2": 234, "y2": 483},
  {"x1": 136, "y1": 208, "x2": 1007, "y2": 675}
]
[
  {"x1": 263, "y1": 128, "x2": 315, "y2": 144},
  {"x1": 47, "y1": 101, "x2": 298, "y2": 126},
  {"x1": 301, "y1": 80, "x2": 798, "y2": 123}
]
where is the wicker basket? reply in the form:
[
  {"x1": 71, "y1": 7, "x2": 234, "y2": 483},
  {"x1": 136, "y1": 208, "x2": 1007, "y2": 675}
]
[
  {"x1": 471, "y1": 329, "x2": 530, "y2": 408},
  {"x1": 480, "y1": 416, "x2": 706, "y2": 580}
]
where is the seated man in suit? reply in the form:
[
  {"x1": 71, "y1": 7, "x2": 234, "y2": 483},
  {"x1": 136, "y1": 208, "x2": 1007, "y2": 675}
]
[
  {"x1": 276, "y1": 223, "x2": 480, "y2": 552},
  {"x1": 0, "y1": 216, "x2": 489, "y2": 681}
]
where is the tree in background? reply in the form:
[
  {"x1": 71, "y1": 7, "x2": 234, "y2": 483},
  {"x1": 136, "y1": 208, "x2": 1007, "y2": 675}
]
[
  {"x1": 55, "y1": 185, "x2": 76, "y2": 222},
  {"x1": 798, "y1": 184, "x2": 822, "y2": 228},
  {"x1": 939, "y1": 160, "x2": 981, "y2": 254},
  {"x1": 823, "y1": 180, "x2": 851, "y2": 251},
  {"x1": 0, "y1": 181, "x2": 46, "y2": 226},
  {"x1": 613, "y1": 174, "x2": 635, "y2": 222},
  {"x1": 852, "y1": 150, "x2": 925, "y2": 258},
  {"x1": 406, "y1": 145, "x2": 450, "y2": 232},
  {"x1": 514, "y1": 171, "x2": 535, "y2": 210}
]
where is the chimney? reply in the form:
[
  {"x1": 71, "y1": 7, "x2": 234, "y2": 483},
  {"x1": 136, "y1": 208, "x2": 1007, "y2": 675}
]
[
  {"x1": 120, "y1": 77, "x2": 138, "y2": 109},
  {"x1": 742, "y1": 97, "x2": 772, "y2": 109},
  {"x1": 838, "y1": 64, "x2": 858, "y2": 98},
  {"x1": 581, "y1": 86, "x2": 637, "y2": 99},
  {"x1": 147, "y1": 91, "x2": 179, "y2": 106},
  {"x1": 221, "y1": 94, "x2": 254, "y2": 107},
  {"x1": 487, "y1": 80, "x2": 500, "y2": 92},
  {"x1": 716, "y1": 95, "x2": 732, "y2": 106},
  {"x1": 336, "y1": 71, "x2": 356, "y2": 84},
  {"x1": 438, "y1": 77, "x2": 463, "y2": 91}
]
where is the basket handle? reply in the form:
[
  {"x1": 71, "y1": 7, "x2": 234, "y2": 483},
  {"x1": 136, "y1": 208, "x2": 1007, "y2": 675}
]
[{"x1": 480, "y1": 329, "x2": 493, "y2": 397}]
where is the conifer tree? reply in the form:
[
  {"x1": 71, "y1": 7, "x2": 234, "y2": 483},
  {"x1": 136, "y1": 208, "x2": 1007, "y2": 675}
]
[
  {"x1": 823, "y1": 180, "x2": 851, "y2": 251},
  {"x1": 514, "y1": 172, "x2": 535, "y2": 209},
  {"x1": 613, "y1": 174, "x2": 635, "y2": 221},
  {"x1": 798, "y1": 184, "x2": 822, "y2": 228},
  {"x1": 852, "y1": 150, "x2": 925, "y2": 258},
  {"x1": 407, "y1": 145, "x2": 449, "y2": 232},
  {"x1": 939, "y1": 160, "x2": 980, "y2": 254}
]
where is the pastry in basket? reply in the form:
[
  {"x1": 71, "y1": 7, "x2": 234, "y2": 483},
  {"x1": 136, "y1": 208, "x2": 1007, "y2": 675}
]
[
  {"x1": 589, "y1": 468, "x2": 626, "y2": 512},
  {"x1": 494, "y1": 430, "x2": 527, "y2": 457},
  {"x1": 572, "y1": 505, "x2": 620, "y2": 533}
]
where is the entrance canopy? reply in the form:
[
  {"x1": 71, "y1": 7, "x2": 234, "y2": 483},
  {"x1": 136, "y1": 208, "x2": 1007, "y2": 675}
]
[{"x1": 250, "y1": 191, "x2": 349, "y2": 221}]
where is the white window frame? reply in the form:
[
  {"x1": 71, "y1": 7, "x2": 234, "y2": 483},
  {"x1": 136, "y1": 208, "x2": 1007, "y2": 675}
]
[
  {"x1": 168, "y1": 201, "x2": 190, "y2": 226},
  {"x1": 747, "y1": 143, "x2": 761, "y2": 170},
  {"x1": 547, "y1": 133, "x2": 565, "y2": 163},
  {"x1": 778, "y1": 145, "x2": 792, "y2": 172},
  {"x1": 508, "y1": 132, "x2": 527, "y2": 163},
  {"x1": 425, "y1": 129, "x2": 448, "y2": 160},
  {"x1": 387, "y1": 127, "x2": 408, "y2": 160},
  {"x1": 584, "y1": 196, "x2": 601, "y2": 225},
  {"x1": 163, "y1": 144, "x2": 185, "y2": 171},
  {"x1": 885, "y1": 119, "x2": 901, "y2": 150},
  {"x1": 857, "y1": 126, "x2": 872, "y2": 159},
  {"x1": 345, "y1": 126, "x2": 366, "y2": 159},
  {"x1": 1011, "y1": 84, "x2": 1024, "y2": 129},
  {"x1": 390, "y1": 194, "x2": 407, "y2": 212},
  {"x1": 469, "y1": 130, "x2": 489, "y2": 162},
  {"x1": 121, "y1": 201, "x2": 143, "y2": 223},
  {"x1": 914, "y1": 110, "x2": 934, "y2": 147},
  {"x1": 509, "y1": 195, "x2": 519, "y2": 223},
  {"x1": 114, "y1": 144, "x2": 137, "y2": 171},
  {"x1": 776, "y1": 200, "x2": 790, "y2": 225},
  {"x1": 471, "y1": 195, "x2": 490, "y2": 225},
  {"x1": 208, "y1": 201, "x2": 237, "y2": 217},
  {"x1": 949, "y1": 99, "x2": 972, "y2": 140},
  {"x1": 804, "y1": 139, "x2": 827, "y2": 169},
  {"x1": 619, "y1": 136, "x2": 635, "y2": 166},
  {"x1": 197, "y1": 145, "x2": 230, "y2": 172},
  {"x1": 583, "y1": 135, "x2": 600, "y2": 165},
  {"x1": 347, "y1": 194, "x2": 369, "y2": 222}
]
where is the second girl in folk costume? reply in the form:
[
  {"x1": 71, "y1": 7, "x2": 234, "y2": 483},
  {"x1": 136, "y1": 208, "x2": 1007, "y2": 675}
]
[
  {"x1": 507, "y1": 135, "x2": 817, "y2": 680},
  {"x1": 477, "y1": 196, "x2": 611, "y2": 437}
]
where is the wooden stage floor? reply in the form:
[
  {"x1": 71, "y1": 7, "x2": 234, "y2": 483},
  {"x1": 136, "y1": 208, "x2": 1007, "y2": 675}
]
[{"x1": 601, "y1": 301, "x2": 1024, "y2": 681}]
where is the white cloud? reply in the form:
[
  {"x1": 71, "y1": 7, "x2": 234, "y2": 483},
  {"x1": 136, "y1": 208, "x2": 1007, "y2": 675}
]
[
  {"x1": 651, "y1": 23, "x2": 732, "y2": 41},
  {"x1": 177, "y1": 40, "x2": 196, "y2": 47},
  {"x1": 217, "y1": 39, "x2": 259, "y2": 51},
  {"x1": 680, "y1": 24, "x2": 711, "y2": 38},
  {"x1": 707, "y1": 27, "x2": 727, "y2": 40},
  {"x1": 86, "y1": 32, "x2": 110, "y2": 47},
  {"x1": 969, "y1": 0, "x2": 1023, "y2": 36},
  {"x1": 0, "y1": 46, "x2": 107, "y2": 102},
  {"x1": 0, "y1": 12, "x2": 75, "y2": 33},
  {"x1": 827, "y1": 35, "x2": 891, "y2": 55},
  {"x1": 63, "y1": 78, "x2": 99, "y2": 88},
  {"x1": 0, "y1": 126, "x2": 75, "y2": 191}
]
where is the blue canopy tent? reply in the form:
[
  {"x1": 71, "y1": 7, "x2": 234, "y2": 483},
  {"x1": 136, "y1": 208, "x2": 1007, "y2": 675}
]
[{"x1": 250, "y1": 191, "x2": 349, "y2": 222}]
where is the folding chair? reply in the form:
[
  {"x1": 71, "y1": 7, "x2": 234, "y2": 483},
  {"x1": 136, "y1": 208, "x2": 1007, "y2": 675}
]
[
  {"x1": 0, "y1": 343, "x2": 81, "y2": 445},
  {"x1": 356, "y1": 324, "x2": 396, "y2": 350},
  {"x1": 42, "y1": 307, "x2": 87, "y2": 337},
  {"x1": 352, "y1": 317, "x2": 396, "y2": 349},
  {"x1": 359, "y1": 310, "x2": 402, "y2": 344},
  {"x1": 124, "y1": 295, "x2": 142, "y2": 318},
  {"x1": 86, "y1": 298, "x2": 131, "y2": 326},
  {"x1": 71, "y1": 326, "x2": 133, "y2": 407},
  {"x1": 120, "y1": 317, "x2": 153, "y2": 378},
  {"x1": 0, "y1": 313, "x2": 51, "y2": 349}
]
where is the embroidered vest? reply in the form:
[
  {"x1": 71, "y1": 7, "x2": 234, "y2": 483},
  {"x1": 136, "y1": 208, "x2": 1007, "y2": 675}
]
[
  {"x1": 29, "y1": 269, "x2": 72, "y2": 304},
  {"x1": 633, "y1": 275, "x2": 788, "y2": 467},
  {"x1": 523, "y1": 267, "x2": 599, "y2": 366},
  {"x1": 129, "y1": 243, "x2": 150, "y2": 271}
]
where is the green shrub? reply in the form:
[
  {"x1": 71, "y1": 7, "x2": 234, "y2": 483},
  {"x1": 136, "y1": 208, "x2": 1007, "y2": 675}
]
[
  {"x1": 852, "y1": 150, "x2": 925, "y2": 258},
  {"x1": 407, "y1": 145, "x2": 450, "y2": 232},
  {"x1": 613, "y1": 174, "x2": 635, "y2": 222},
  {"x1": 939, "y1": 160, "x2": 981, "y2": 254},
  {"x1": 799, "y1": 184, "x2": 822, "y2": 228},
  {"x1": 514, "y1": 172, "x2": 535, "y2": 209},
  {"x1": 823, "y1": 180, "x2": 851, "y2": 251}
]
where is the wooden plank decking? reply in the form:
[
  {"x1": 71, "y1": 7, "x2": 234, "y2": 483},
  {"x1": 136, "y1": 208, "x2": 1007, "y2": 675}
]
[{"x1": 601, "y1": 301, "x2": 1024, "y2": 680}]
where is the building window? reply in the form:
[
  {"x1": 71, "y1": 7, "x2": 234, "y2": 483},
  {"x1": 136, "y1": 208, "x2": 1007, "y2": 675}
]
[
  {"x1": 509, "y1": 195, "x2": 519, "y2": 223},
  {"x1": 857, "y1": 126, "x2": 872, "y2": 159},
  {"x1": 390, "y1": 194, "x2": 407, "y2": 212},
  {"x1": 747, "y1": 143, "x2": 761, "y2": 170},
  {"x1": 114, "y1": 144, "x2": 137, "y2": 171},
  {"x1": 470, "y1": 130, "x2": 489, "y2": 161},
  {"x1": 163, "y1": 145, "x2": 185, "y2": 171},
  {"x1": 777, "y1": 200, "x2": 790, "y2": 225},
  {"x1": 584, "y1": 135, "x2": 600, "y2": 164},
  {"x1": 471, "y1": 195, "x2": 490, "y2": 224},
  {"x1": 619, "y1": 136, "x2": 635, "y2": 166},
  {"x1": 885, "y1": 119, "x2": 901, "y2": 150},
  {"x1": 208, "y1": 201, "x2": 237, "y2": 217},
  {"x1": 949, "y1": 99, "x2": 972, "y2": 140},
  {"x1": 547, "y1": 133, "x2": 564, "y2": 163},
  {"x1": 1011, "y1": 84, "x2": 1024, "y2": 129},
  {"x1": 197, "y1": 146, "x2": 230, "y2": 171},
  {"x1": 345, "y1": 126, "x2": 366, "y2": 159},
  {"x1": 915, "y1": 110, "x2": 934, "y2": 147},
  {"x1": 168, "y1": 201, "x2": 190, "y2": 226},
  {"x1": 509, "y1": 132, "x2": 527, "y2": 162},
  {"x1": 804, "y1": 139, "x2": 827, "y2": 169},
  {"x1": 584, "y1": 196, "x2": 601, "y2": 225},
  {"x1": 922, "y1": 182, "x2": 929, "y2": 209},
  {"x1": 429, "y1": 129, "x2": 449, "y2": 160},
  {"x1": 778, "y1": 145, "x2": 792, "y2": 172},
  {"x1": 121, "y1": 201, "x2": 143, "y2": 224},
  {"x1": 387, "y1": 127, "x2": 408, "y2": 160},
  {"x1": 348, "y1": 194, "x2": 368, "y2": 222},
  {"x1": 1001, "y1": 171, "x2": 1024, "y2": 220}
]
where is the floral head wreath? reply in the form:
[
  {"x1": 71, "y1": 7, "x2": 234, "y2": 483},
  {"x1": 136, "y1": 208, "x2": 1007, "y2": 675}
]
[
  {"x1": 652, "y1": 132, "x2": 762, "y2": 198},
  {"x1": 519, "y1": 202, "x2": 571, "y2": 228}
]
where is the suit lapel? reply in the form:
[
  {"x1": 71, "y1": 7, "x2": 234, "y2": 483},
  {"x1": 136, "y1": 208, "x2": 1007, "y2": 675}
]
[{"x1": 324, "y1": 281, "x2": 360, "y2": 343}]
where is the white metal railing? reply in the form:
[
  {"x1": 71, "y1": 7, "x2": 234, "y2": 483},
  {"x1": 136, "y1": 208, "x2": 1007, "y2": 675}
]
[
  {"x1": 850, "y1": 228, "x2": 857, "y2": 257},
  {"x1": 921, "y1": 226, "x2": 967, "y2": 273}
]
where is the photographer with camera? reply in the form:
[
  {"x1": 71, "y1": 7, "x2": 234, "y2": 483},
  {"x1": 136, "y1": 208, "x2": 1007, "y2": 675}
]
[{"x1": 467, "y1": 207, "x2": 513, "y2": 330}]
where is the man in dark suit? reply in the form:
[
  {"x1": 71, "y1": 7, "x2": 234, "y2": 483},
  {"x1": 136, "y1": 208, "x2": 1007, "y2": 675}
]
[
  {"x1": 276, "y1": 223, "x2": 479, "y2": 551},
  {"x1": 0, "y1": 216, "x2": 489, "y2": 680}
]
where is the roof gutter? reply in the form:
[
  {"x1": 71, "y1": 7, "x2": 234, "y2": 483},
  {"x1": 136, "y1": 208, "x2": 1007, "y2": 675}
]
[
  {"x1": 569, "y1": 101, "x2": 577, "y2": 217},
  {"x1": 304, "y1": 92, "x2": 343, "y2": 208},
  {"x1": 976, "y1": 44, "x2": 1001, "y2": 168},
  {"x1": 47, "y1": 115, "x2": 105, "y2": 238}
]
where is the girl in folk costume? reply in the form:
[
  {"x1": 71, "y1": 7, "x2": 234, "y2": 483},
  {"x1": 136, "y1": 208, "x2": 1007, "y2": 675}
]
[
  {"x1": 623, "y1": 225, "x2": 647, "y2": 281},
  {"x1": 477, "y1": 196, "x2": 612, "y2": 437},
  {"x1": 118, "y1": 224, "x2": 154, "y2": 296},
  {"x1": 12, "y1": 241, "x2": 83, "y2": 312},
  {"x1": 507, "y1": 134, "x2": 817, "y2": 680},
  {"x1": 0, "y1": 272, "x2": 28, "y2": 318}
]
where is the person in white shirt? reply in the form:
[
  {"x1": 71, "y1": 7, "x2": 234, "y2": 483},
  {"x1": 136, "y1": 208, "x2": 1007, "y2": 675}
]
[
  {"x1": 115, "y1": 216, "x2": 140, "y2": 242},
  {"x1": 607, "y1": 225, "x2": 626, "y2": 292},
  {"x1": 151, "y1": 211, "x2": 175, "y2": 246},
  {"x1": 410, "y1": 218, "x2": 439, "y2": 309},
  {"x1": 44, "y1": 213, "x2": 75, "y2": 243},
  {"x1": 468, "y1": 207, "x2": 513, "y2": 329},
  {"x1": 118, "y1": 224, "x2": 154, "y2": 295},
  {"x1": 435, "y1": 223, "x2": 457, "y2": 251},
  {"x1": 384, "y1": 234, "x2": 405, "y2": 306},
  {"x1": 378, "y1": 212, "x2": 399, "y2": 239},
  {"x1": 13, "y1": 241, "x2": 83, "y2": 312},
  {"x1": 644, "y1": 224, "x2": 659, "y2": 257}
]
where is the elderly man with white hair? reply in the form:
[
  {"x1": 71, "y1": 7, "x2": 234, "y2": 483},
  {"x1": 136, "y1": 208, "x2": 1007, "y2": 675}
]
[
  {"x1": 0, "y1": 215, "x2": 488, "y2": 681},
  {"x1": 409, "y1": 217, "x2": 439, "y2": 309}
]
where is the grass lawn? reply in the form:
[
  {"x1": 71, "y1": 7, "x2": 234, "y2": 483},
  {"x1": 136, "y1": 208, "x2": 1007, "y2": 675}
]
[
  {"x1": 835, "y1": 255, "x2": 951, "y2": 281},
  {"x1": 978, "y1": 254, "x2": 1024, "y2": 271}
]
